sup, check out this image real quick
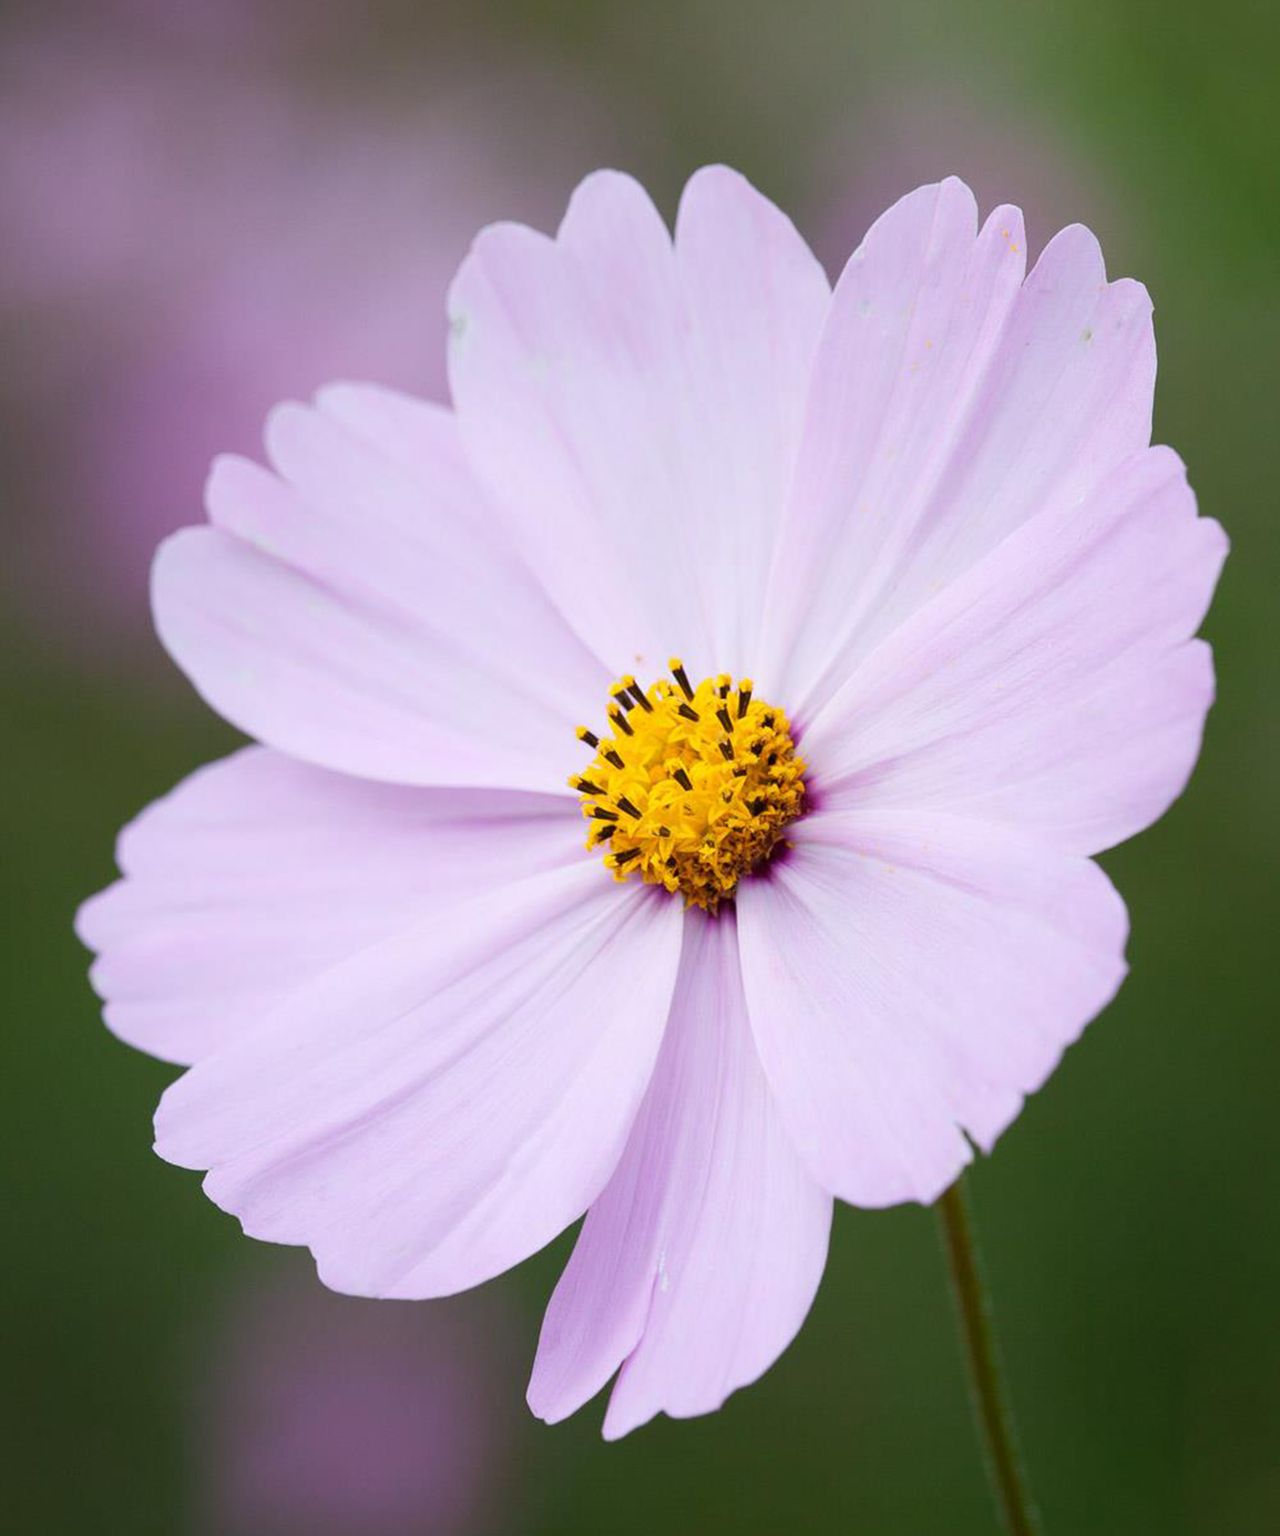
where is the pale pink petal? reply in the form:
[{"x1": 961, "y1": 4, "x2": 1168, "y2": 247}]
[
  {"x1": 528, "y1": 907, "x2": 831, "y2": 1438},
  {"x1": 670, "y1": 167, "x2": 831, "y2": 665},
  {"x1": 803, "y1": 446, "x2": 1227, "y2": 854},
  {"x1": 737, "y1": 810, "x2": 1129, "y2": 1207},
  {"x1": 154, "y1": 862, "x2": 684, "y2": 1298},
  {"x1": 763, "y1": 179, "x2": 1158, "y2": 716},
  {"x1": 152, "y1": 385, "x2": 607, "y2": 792},
  {"x1": 448, "y1": 167, "x2": 829, "y2": 678},
  {"x1": 76, "y1": 747, "x2": 582, "y2": 1065}
]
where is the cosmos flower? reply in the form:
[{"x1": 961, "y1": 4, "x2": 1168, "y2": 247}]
[
  {"x1": 196, "y1": 1270, "x2": 521, "y2": 1536},
  {"x1": 78, "y1": 168, "x2": 1226, "y2": 1437}
]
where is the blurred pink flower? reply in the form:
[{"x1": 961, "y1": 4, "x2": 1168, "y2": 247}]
[
  {"x1": 806, "y1": 86, "x2": 1128, "y2": 277},
  {"x1": 81, "y1": 168, "x2": 1225, "y2": 1435},
  {"x1": 0, "y1": 28, "x2": 616, "y2": 651},
  {"x1": 196, "y1": 1269, "x2": 522, "y2": 1536}
]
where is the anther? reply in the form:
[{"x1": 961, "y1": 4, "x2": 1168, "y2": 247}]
[
  {"x1": 574, "y1": 667, "x2": 805, "y2": 910},
  {"x1": 621, "y1": 675, "x2": 654, "y2": 712}
]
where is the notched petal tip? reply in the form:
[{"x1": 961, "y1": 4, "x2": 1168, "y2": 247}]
[{"x1": 557, "y1": 166, "x2": 660, "y2": 237}]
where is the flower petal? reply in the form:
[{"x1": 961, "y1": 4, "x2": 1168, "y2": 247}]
[
  {"x1": 803, "y1": 446, "x2": 1227, "y2": 854},
  {"x1": 76, "y1": 746, "x2": 582, "y2": 1065},
  {"x1": 152, "y1": 385, "x2": 607, "y2": 792},
  {"x1": 154, "y1": 861, "x2": 684, "y2": 1298},
  {"x1": 447, "y1": 166, "x2": 829, "y2": 678},
  {"x1": 737, "y1": 810, "x2": 1129, "y2": 1207},
  {"x1": 528, "y1": 907, "x2": 831, "y2": 1437},
  {"x1": 764, "y1": 179, "x2": 1158, "y2": 716}
]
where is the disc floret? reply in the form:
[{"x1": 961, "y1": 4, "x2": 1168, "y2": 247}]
[{"x1": 571, "y1": 660, "x2": 806, "y2": 911}]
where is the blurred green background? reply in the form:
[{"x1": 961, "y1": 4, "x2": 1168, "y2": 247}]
[{"x1": 3, "y1": 2, "x2": 1277, "y2": 1532}]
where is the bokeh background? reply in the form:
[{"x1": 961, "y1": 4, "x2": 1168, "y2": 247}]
[{"x1": 4, "y1": 2, "x2": 1277, "y2": 1531}]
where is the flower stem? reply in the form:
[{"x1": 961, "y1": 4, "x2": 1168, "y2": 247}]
[{"x1": 936, "y1": 1175, "x2": 1043, "y2": 1536}]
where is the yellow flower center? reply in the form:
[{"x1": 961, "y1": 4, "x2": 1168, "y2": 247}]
[{"x1": 571, "y1": 659, "x2": 806, "y2": 912}]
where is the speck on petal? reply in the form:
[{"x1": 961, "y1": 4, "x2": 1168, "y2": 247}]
[{"x1": 528, "y1": 906, "x2": 832, "y2": 1437}]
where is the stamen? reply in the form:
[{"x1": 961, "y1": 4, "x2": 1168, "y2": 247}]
[
  {"x1": 574, "y1": 668, "x2": 806, "y2": 911},
  {"x1": 621, "y1": 675, "x2": 654, "y2": 712},
  {"x1": 576, "y1": 726, "x2": 600, "y2": 748},
  {"x1": 669, "y1": 658, "x2": 695, "y2": 700}
]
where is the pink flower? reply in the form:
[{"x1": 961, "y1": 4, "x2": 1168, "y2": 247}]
[
  {"x1": 78, "y1": 169, "x2": 1226, "y2": 1437},
  {"x1": 0, "y1": 29, "x2": 613, "y2": 648},
  {"x1": 195, "y1": 1271, "x2": 521, "y2": 1535}
]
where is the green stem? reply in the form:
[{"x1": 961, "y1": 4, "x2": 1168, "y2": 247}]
[{"x1": 936, "y1": 1175, "x2": 1043, "y2": 1536}]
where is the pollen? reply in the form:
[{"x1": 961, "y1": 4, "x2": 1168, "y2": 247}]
[{"x1": 570, "y1": 660, "x2": 807, "y2": 912}]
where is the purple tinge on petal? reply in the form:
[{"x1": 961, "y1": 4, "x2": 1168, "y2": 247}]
[
  {"x1": 447, "y1": 165, "x2": 829, "y2": 680},
  {"x1": 763, "y1": 177, "x2": 1159, "y2": 718},
  {"x1": 802, "y1": 444, "x2": 1227, "y2": 856},
  {"x1": 528, "y1": 906, "x2": 832, "y2": 1438},
  {"x1": 153, "y1": 861, "x2": 683, "y2": 1300},
  {"x1": 197, "y1": 1267, "x2": 522, "y2": 1536},
  {"x1": 75, "y1": 746, "x2": 582, "y2": 1066},
  {"x1": 737, "y1": 810, "x2": 1130, "y2": 1208},
  {"x1": 151, "y1": 385, "x2": 607, "y2": 793}
]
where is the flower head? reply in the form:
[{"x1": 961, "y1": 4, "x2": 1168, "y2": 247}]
[
  {"x1": 573, "y1": 665, "x2": 805, "y2": 908},
  {"x1": 78, "y1": 168, "x2": 1226, "y2": 1437}
]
